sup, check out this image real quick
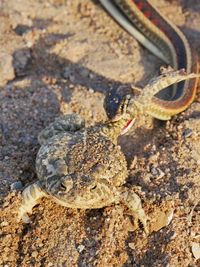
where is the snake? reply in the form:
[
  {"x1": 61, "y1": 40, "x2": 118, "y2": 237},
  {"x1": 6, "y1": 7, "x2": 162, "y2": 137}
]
[{"x1": 99, "y1": 0, "x2": 199, "y2": 120}]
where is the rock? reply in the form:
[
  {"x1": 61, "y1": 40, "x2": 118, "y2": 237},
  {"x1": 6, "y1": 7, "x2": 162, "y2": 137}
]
[
  {"x1": 182, "y1": 128, "x2": 193, "y2": 138},
  {"x1": 13, "y1": 49, "x2": 31, "y2": 77},
  {"x1": 150, "y1": 208, "x2": 174, "y2": 232},
  {"x1": 31, "y1": 251, "x2": 38, "y2": 258},
  {"x1": 10, "y1": 181, "x2": 23, "y2": 191},
  {"x1": 0, "y1": 52, "x2": 15, "y2": 85},
  {"x1": 128, "y1": 243, "x2": 135, "y2": 250},
  {"x1": 62, "y1": 66, "x2": 72, "y2": 79},
  {"x1": 77, "y1": 244, "x2": 85, "y2": 253},
  {"x1": 13, "y1": 24, "x2": 30, "y2": 36},
  {"x1": 191, "y1": 242, "x2": 200, "y2": 260},
  {"x1": 0, "y1": 221, "x2": 9, "y2": 227}
]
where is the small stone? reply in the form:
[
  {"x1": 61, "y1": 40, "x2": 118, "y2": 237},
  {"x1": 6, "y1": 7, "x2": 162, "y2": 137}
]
[
  {"x1": 89, "y1": 73, "x2": 95, "y2": 79},
  {"x1": 69, "y1": 84, "x2": 74, "y2": 89},
  {"x1": 0, "y1": 221, "x2": 8, "y2": 227},
  {"x1": 88, "y1": 88, "x2": 94, "y2": 93},
  {"x1": 128, "y1": 243, "x2": 135, "y2": 250},
  {"x1": 183, "y1": 128, "x2": 193, "y2": 138},
  {"x1": 69, "y1": 74, "x2": 75, "y2": 82},
  {"x1": 14, "y1": 24, "x2": 30, "y2": 35},
  {"x1": 191, "y1": 242, "x2": 200, "y2": 260},
  {"x1": 77, "y1": 244, "x2": 85, "y2": 253},
  {"x1": 62, "y1": 66, "x2": 72, "y2": 79},
  {"x1": 151, "y1": 167, "x2": 158, "y2": 176},
  {"x1": 169, "y1": 231, "x2": 177, "y2": 240},
  {"x1": 80, "y1": 68, "x2": 89, "y2": 77},
  {"x1": 21, "y1": 213, "x2": 31, "y2": 224},
  {"x1": 31, "y1": 251, "x2": 38, "y2": 258},
  {"x1": 10, "y1": 181, "x2": 23, "y2": 191},
  {"x1": 150, "y1": 209, "x2": 174, "y2": 232},
  {"x1": 3, "y1": 201, "x2": 10, "y2": 208},
  {"x1": 151, "y1": 167, "x2": 165, "y2": 180},
  {"x1": 27, "y1": 41, "x2": 33, "y2": 48},
  {"x1": 191, "y1": 231, "x2": 195, "y2": 237},
  {"x1": 0, "y1": 52, "x2": 15, "y2": 85},
  {"x1": 13, "y1": 49, "x2": 31, "y2": 77}
]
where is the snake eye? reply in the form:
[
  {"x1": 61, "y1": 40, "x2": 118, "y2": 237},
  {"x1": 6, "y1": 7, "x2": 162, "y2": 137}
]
[{"x1": 104, "y1": 87, "x2": 133, "y2": 120}]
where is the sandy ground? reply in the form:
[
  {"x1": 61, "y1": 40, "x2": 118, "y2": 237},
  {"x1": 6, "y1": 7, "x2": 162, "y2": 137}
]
[{"x1": 0, "y1": 0, "x2": 200, "y2": 266}]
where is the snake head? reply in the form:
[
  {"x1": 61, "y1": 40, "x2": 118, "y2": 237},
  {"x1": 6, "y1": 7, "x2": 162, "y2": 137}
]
[
  {"x1": 104, "y1": 68, "x2": 200, "y2": 122},
  {"x1": 104, "y1": 86, "x2": 134, "y2": 121}
]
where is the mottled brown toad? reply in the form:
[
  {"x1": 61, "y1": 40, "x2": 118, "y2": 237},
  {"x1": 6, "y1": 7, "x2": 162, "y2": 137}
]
[
  {"x1": 18, "y1": 104, "x2": 148, "y2": 232},
  {"x1": 18, "y1": 69, "x2": 198, "y2": 234}
]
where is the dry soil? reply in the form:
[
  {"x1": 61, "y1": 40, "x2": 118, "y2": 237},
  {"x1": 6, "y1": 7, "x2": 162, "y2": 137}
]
[{"x1": 0, "y1": 0, "x2": 200, "y2": 266}]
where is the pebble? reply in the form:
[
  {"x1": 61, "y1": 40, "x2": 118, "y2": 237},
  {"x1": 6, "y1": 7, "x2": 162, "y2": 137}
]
[
  {"x1": 13, "y1": 49, "x2": 31, "y2": 77},
  {"x1": 77, "y1": 244, "x2": 85, "y2": 253},
  {"x1": 192, "y1": 242, "x2": 200, "y2": 260},
  {"x1": 0, "y1": 221, "x2": 9, "y2": 227},
  {"x1": 14, "y1": 24, "x2": 30, "y2": 35},
  {"x1": 0, "y1": 52, "x2": 15, "y2": 85},
  {"x1": 80, "y1": 68, "x2": 89, "y2": 77},
  {"x1": 69, "y1": 84, "x2": 74, "y2": 89},
  {"x1": 69, "y1": 74, "x2": 75, "y2": 82},
  {"x1": 31, "y1": 251, "x2": 38, "y2": 258},
  {"x1": 151, "y1": 167, "x2": 165, "y2": 180},
  {"x1": 88, "y1": 88, "x2": 94, "y2": 93},
  {"x1": 10, "y1": 181, "x2": 23, "y2": 191},
  {"x1": 128, "y1": 243, "x2": 135, "y2": 250},
  {"x1": 182, "y1": 128, "x2": 193, "y2": 138},
  {"x1": 62, "y1": 66, "x2": 72, "y2": 79},
  {"x1": 151, "y1": 167, "x2": 158, "y2": 176},
  {"x1": 169, "y1": 232, "x2": 177, "y2": 240},
  {"x1": 89, "y1": 73, "x2": 95, "y2": 79},
  {"x1": 3, "y1": 201, "x2": 10, "y2": 208}
]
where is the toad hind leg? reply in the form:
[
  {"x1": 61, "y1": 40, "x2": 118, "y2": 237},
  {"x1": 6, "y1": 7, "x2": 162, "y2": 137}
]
[
  {"x1": 18, "y1": 182, "x2": 47, "y2": 223},
  {"x1": 121, "y1": 190, "x2": 149, "y2": 234}
]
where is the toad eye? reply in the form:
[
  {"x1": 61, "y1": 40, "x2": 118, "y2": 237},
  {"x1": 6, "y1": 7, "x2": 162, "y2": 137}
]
[
  {"x1": 60, "y1": 183, "x2": 66, "y2": 191},
  {"x1": 59, "y1": 178, "x2": 73, "y2": 192},
  {"x1": 90, "y1": 185, "x2": 97, "y2": 191}
]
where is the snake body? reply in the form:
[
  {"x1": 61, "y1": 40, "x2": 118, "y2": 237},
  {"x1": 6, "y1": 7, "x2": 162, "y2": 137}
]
[{"x1": 100, "y1": 0, "x2": 199, "y2": 120}]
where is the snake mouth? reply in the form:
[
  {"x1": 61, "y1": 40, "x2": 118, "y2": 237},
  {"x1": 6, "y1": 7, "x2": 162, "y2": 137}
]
[{"x1": 121, "y1": 118, "x2": 135, "y2": 135}]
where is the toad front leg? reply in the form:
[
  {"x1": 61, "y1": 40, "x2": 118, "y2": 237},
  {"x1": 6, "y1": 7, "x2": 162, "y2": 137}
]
[
  {"x1": 121, "y1": 189, "x2": 149, "y2": 234},
  {"x1": 18, "y1": 181, "x2": 47, "y2": 223}
]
